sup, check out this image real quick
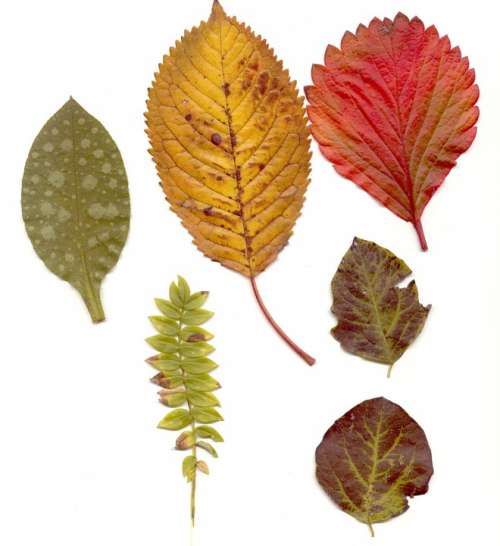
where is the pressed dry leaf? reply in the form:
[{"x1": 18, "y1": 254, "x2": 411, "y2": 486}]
[
  {"x1": 316, "y1": 397, "x2": 433, "y2": 536},
  {"x1": 306, "y1": 13, "x2": 479, "y2": 250},
  {"x1": 22, "y1": 98, "x2": 130, "y2": 322},
  {"x1": 145, "y1": 0, "x2": 314, "y2": 364},
  {"x1": 146, "y1": 276, "x2": 223, "y2": 527},
  {"x1": 331, "y1": 238, "x2": 430, "y2": 376}
]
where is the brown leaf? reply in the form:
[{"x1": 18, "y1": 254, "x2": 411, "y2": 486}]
[
  {"x1": 331, "y1": 238, "x2": 430, "y2": 376},
  {"x1": 316, "y1": 397, "x2": 433, "y2": 536}
]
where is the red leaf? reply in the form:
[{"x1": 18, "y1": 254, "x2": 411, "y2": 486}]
[{"x1": 306, "y1": 13, "x2": 479, "y2": 250}]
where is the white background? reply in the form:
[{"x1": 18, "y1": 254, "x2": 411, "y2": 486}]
[{"x1": 1, "y1": 0, "x2": 499, "y2": 544}]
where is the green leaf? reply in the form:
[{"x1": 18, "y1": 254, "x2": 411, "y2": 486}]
[
  {"x1": 146, "y1": 276, "x2": 223, "y2": 522},
  {"x1": 180, "y1": 326, "x2": 214, "y2": 342},
  {"x1": 192, "y1": 407, "x2": 223, "y2": 424},
  {"x1": 149, "y1": 316, "x2": 179, "y2": 336},
  {"x1": 159, "y1": 391, "x2": 187, "y2": 407},
  {"x1": 146, "y1": 335, "x2": 178, "y2": 353},
  {"x1": 184, "y1": 291, "x2": 209, "y2": 310},
  {"x1": 169, "y1": 281, "x2": 184, "y2": 308},
  {"x1": 21, "y1": 97, "x2": 130, "y2": 323},
  {"x1": 146, "y1": 355, "x2": 180, "y2": 372},
  {"x1": 181, "y1": 358, "x2": 218, "y2": 374},
  {"x1": 178, "y1": 342, "x2": 214, "y2": 358},
  {"x1": 177, "y1": 276, "x2": 191, "y2": 302},
  {"x1": 182, "y1": 455, "x2": 197, "y2": 482},
  {"x1": 196, "y1": 441, "x2": 218, "y2": 458},
  {"x1": 158, "y1": 409, "x2": 192, "y2": 430},
  {"x1": 331, "y1": 238, "x2": 431, "y2": 377},
  {"x1": 155, "y1": 298, "x2": 181, "y2": 319},
  {"x1": 182, "y1": 309, "x2": 214, "y2": 325},
  {"x1": 187, "y1": 391, "x2": 220, "y2": 407},
  {"x1": 185, "y1": 374, "x2": 220, "y2": 392},
  {"x1": 195, "y1": 426, "x2": 224, "y2": 442}
]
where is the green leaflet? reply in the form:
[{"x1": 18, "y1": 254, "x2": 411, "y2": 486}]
[
  {"x1": 146, "y1": 276, "x2": 223, "y2": 526},
  {"x1": 21, "y1": 98, "x2": 130, "y2": 322}
]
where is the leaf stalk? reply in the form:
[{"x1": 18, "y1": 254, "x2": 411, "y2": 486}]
[
  {"x1": 250, "y1": 276, "x2": 315, "y2": 365},
  {"x1": 82, "y1": 284, "x2": 105, "y2": 323},
  {"x1": 413, "y1": 218, "x2": 428, "y2": 252}
]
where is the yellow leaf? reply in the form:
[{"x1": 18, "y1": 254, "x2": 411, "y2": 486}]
[{"x1": 146, "y1": 1, "x2": 314, "y2": 365}]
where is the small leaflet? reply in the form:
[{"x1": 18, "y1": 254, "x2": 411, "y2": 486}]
[
  {"x1": 21, "y1": 98, "x2": 130, "y2": 322},
  {"x1": 316, "y1": 397, "x2": 434, "y2": 536}
]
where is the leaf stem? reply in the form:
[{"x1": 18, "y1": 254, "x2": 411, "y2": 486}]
[
  {"x1": 413, "y1": 218, "x2": 428, "y2": 252},
  {"x1": 190, "y1": 459, "x2": 197, "y2": 527},
  {"x1": 387, "y1": 364, "x2": 394, "y2": 378},
  {"x1": 176, "y1": 305, "x2": 198, "y2": 527},
  {"x1": 367, "y1": 521, "x2": 375, "y2": 538},
  {"x1": 82, "y1": 283, "x2": 105, "y2": 323},
  {"x1": 249, "y1": 276, "x2": 316, "y2": 365}
]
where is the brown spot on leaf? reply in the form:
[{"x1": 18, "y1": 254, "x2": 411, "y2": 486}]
[
  {"x1": 211, "y1": 133, "x2": 222, "y2": 145},
  {"x1": 242, "y1": 78, "x2": 252, "y2": 91},
  {"x1": 203, "y1": 206, "x2": 214, "y2": 216},
  {"x1": 258, "y1": 72, "x2": 270, "y2": 95},
  {"x1": 222, "y1": 82, "x2": 230, "y2": 96},
  {"x1": 235, "y1": 167, "x2": 241, "y2": 181},
  {"x1": 185, "y1": 113, "x2": 192, "y2": 121},
  {"x1": 188, "y1": 333, "x2": 206, "y2": 342}
]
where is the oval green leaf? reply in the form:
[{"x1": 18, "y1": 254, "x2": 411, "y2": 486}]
[
  {"x1": 185, "y1": 374, "x2": 220, "y2": 392},
  {"x1": 191, "y1": 407, "x2": 223, "y2": 424},
  {"x1": 181, "y1": 358, "x2": 218, "y2": 375},
  {"x1": 187, "y1": 391, "x2": 220, "y2": 408},
  {"x1": 158, "y1": 409, "x2": 192, "y2": 430},
  {"x1": 21, "y1": 97, "x2": 130, "y2": 322},
  {"x1": 195, "y1": 426, "x2": 224, "y2": 443}
]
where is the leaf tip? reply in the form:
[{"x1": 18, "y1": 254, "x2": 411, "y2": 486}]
[{"x1": 211, "y1": 0, "x2": 225, "y2": 17}]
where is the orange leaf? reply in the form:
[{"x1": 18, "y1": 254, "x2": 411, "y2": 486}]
[{"x1": 146, "y1": 1, "x2": 314, "y2": 364}]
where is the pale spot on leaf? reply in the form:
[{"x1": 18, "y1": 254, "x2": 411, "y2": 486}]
[
  {"x1": 41, "y1": 225, "x2": 55, "y2": 240},
  {"x1": 82, "y1": 174, "x2": 98, "y2": 190},
  {"x1": 48, "y1": 171, "x2": 65, "y2": 188},
  {"x1": 40, "y1": 202, "x2": 55, "y2": 217},
  {"x1": 61, "y1": 139, "x2": 72, "y2": 151}
]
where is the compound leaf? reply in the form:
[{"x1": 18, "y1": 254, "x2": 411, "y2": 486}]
[
  {"x1": 316, "y1": 397, "x2": 433, "y2": 536},
  {"x1": 331, "y1": 238, "x2": 430, "y2": 377},
  {"x1": 146, "y1": 276, "x2": 223, "y2": 527},
  {"x1": 22, "y1": 97, "x2": 130, "y2": 322},
  {"x1": 306, "y1": 13, "x2": 479, "y2": 250},
  {"x1": 145, "y1": 0, "x2": 315, "y2": 365}
]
